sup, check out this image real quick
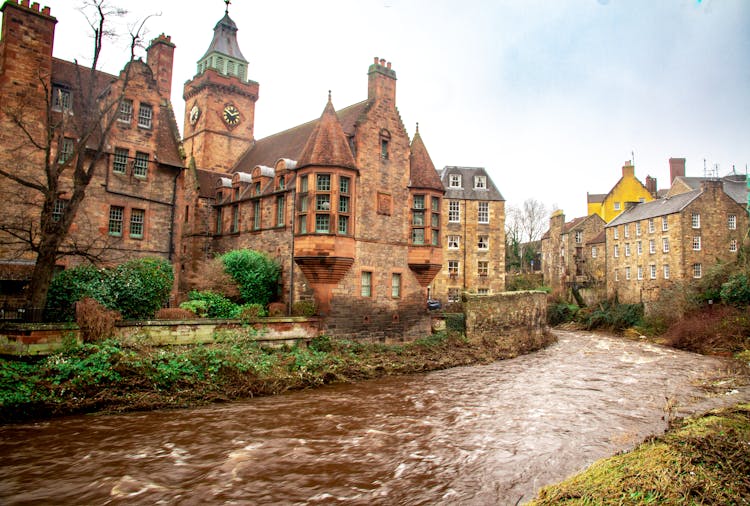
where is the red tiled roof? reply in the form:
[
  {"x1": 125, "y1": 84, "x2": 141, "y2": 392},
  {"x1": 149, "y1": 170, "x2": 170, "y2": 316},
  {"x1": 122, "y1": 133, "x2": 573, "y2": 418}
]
[
  {"x1": 587, "y1": 230, "x2": 606, "y2": 245},
  {"x1": 297, "y1": 97, "x2": 357, "y2": 169}
]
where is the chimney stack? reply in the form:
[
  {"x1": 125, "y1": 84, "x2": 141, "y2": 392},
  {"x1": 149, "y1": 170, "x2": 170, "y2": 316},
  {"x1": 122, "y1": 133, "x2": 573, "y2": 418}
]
[
  {"x1": 645, "y1": 175, "x2": 657, "y2": 196},
  {"x1": 146, "y1": 33, "x2": 175, "y2": 99},
  {"x1": 669, "y1": 158, "x2": 686, "y2": 185}
]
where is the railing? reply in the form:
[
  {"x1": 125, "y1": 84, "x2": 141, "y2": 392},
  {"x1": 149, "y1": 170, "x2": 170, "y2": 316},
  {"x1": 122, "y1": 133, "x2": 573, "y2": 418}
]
[{"x1": 0, "y1": 305, "x2": 63, "y2": 323}]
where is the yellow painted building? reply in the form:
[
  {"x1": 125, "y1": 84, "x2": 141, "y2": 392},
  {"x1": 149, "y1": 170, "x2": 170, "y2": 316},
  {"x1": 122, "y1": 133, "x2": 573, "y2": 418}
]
[{"x1": 587, "y1": 161, "x2": 655, "y2": 223}]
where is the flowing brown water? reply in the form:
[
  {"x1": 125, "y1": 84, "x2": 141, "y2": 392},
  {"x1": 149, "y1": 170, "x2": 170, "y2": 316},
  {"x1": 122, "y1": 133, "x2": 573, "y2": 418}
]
[{"x1": 1, "y1": 330, "x2": 748, "y2": 505}]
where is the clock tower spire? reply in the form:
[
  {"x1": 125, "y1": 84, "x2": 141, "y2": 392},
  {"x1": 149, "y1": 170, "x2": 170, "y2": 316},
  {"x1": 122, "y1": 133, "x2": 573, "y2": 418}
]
[{"x1": 182, "y1": 5, "x2": 258, "y2": 172}]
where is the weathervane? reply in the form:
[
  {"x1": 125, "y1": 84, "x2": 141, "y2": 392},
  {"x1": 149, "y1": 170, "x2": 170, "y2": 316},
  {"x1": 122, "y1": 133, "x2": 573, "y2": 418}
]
[{"x1": 224, "y1": 0, "x2": 231, "y2": 14}]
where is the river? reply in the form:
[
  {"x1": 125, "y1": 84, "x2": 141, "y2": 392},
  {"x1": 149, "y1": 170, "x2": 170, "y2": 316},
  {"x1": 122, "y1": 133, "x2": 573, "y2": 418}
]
[{"x1": 1, "y1": 329, "x2": 748, "y2": 505}]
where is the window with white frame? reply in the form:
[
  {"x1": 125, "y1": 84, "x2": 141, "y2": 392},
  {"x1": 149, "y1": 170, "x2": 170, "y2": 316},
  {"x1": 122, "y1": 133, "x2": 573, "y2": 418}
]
[
  {"x1": 692, "y1": 236, "x2": 701, "y2": 251},
  {"x1": 448, "y1": 260, "x2": 459, "y2": 277},
  {"x1": 614, "y1": 244, "x2": 619, "y2": 257},
  {"x1": 624, "y1": 224, "x2": 629, "y2": 238},
  {"x1": 664, "y1": 264, "x2": 670, "y2": 279},
  {"x1": 133, "y1": 152, "x2": 149, "y2": 178},
  {"x1": 575, "y1": 231, "x2": 583, "y2": 244},
  {"x1": 649, "y1": 239, "x2": 655, "y2": 254},
  {"x1": 58, "y1": 137, "x2": 74, "y2": 164},
  {"x1": 474, "y1": 175, "x2": 486, "y2": 189},
  {"x1": 730, "y1": 239, "x2": 738, "y2": 252},
  {"x1": 691, "y1": 212, "x2": 700, "y2": 229},
  {"x1": 391, "y1": 273, "x2": 401, "y2": 298},
  {"x1": 52, "y1": 85, "x2": 71, "y2": 111},
  {"x1": 137, "y1": 103, "x2": 153, "y2": 129},
  {"x1": 625, "y1": 243, "x2": 631, "y2": 256},
  {"x1": 635, "y1": 222, "x2": 641, "y2": 236},
  {"x1": 477, "y1": 260, "x2": 489, "y2": 276},
  {"x1": 591, "y1": 246, "x2": 597, "y2": 258},
  {"x1": 361, "y1": 271, "x2": 372, "y2": 297},
  {"x1": 613, "y1": 227, "x2": 619, "y2": 239},
  {"x1": 625, "y1": 266, "x2": 631, "y2": 280},
  {"x1": 448, "y1": 200, "x2": 460, "y2": 222},
  {"x1": 477, "y1": 288, "x2": 490, "y2": 295},
  {"x1": 662, "y1": 216, "x2": 668, "y2": 231},
  {"x1": 448, "y1": 235, "x2": 460, "y2": 249},
  {"x1": 614, "y1": 202, "x2": 621, "y2": 211},
  {"x1": 728, "y1": 214, "x2": 737, "y2": 230},
  {"x1": 662, "y1": 237, "x2": 669, "y2": 252},
  {"x1": 636, "y1": 241, "x2": 642, "y2": 255},
  {"x1": 448, "y1": 288, "x2": 460, "y2": 303},
  {"x1": 637, "y1": 266, "x2": 643, "y2": 280},
  {"x1": 614, "y1": 269, "x2": 619, "y2": 281},
  {"x1": 52, "y1": 198, "x2": 67, "y2": 222},
  {"x1": 130, "y1": 208, "x2": 145, "y2": 238},
  {"x1": 477, "y1": 235, "x2": 489, "y2": 250},
  {"x1": 108, "y1": 206, "x2": 124, "y2": 236},
  {"x1": 649, "y1": 264, "x2": 656, "y2": 279},
  {"x1": 478, "y1": 202, "x2": 489, "y2": 224},
  {"x1": 648, "y1": 218, "x2": 655, "y2": 233},
  {"x1": 449, "y1": 174, "x2": 462, "y2": 188},
  {"x1": 119, "y1": 99, "x2": 133, "y2": 123},
  {"x1": 692, "y1": 263, "x2": 702, "y2": 278}
]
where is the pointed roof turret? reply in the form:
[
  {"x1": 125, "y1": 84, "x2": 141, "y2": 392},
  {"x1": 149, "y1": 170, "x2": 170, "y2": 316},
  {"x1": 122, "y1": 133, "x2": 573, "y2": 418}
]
[
  {"x1": 409, "y1": 124, "x2": 443, "y2": 190},
  {"x1": 297, "y1": 93, "x2": 357, "y2": 170},
  {"x1": 195, "y1": 7, "x2": 248, "y2": 81}
]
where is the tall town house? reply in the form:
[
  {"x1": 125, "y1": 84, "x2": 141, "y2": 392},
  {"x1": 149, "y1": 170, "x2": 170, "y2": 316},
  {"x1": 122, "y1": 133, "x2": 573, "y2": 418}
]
[
  {"x1": 606, "y1": 176, "x2": 748, "y2": 304},
  {"x1": 432, "y1": 167, "x2": 505, "y2": 305},
  {"x1": 178, "y1": 10, "x2": 445, "y2": 339},
  {"x1": 0, "y1": 0, "x2": 184, "y2": 305}
]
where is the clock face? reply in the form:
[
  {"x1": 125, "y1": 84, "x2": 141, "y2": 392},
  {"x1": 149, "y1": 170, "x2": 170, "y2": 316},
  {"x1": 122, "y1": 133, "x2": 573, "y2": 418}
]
[
  {"x1": 189, "y1": 105, "x2": 200, "y2": 125},
  {"x1": 222, "y1": 104, "x2": 240, "y2": 126}
]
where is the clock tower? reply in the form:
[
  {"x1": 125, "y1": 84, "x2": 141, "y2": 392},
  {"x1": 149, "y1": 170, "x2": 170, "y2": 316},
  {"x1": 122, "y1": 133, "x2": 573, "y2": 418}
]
[{"x1": 183, "y1": 6, "x2": 258, "y2": 172}]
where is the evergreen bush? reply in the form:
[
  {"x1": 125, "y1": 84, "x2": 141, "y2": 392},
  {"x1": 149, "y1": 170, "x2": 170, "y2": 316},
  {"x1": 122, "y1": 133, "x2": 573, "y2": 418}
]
[
  {"x1": 109, "y1": 257, "x2": 173, "y2": 320},
  {"x1": 180, "y1": 291, "x2": 240, "y2": 319},
  {"x1": 720, "y1": 273, "x2": 750, "y2": 307},
  {"x1": 45, "y1": 265, "x2": 112, "y2": 321},
  {"x1": 220, "y1": 249, "x2": 280, "y2": 306}
]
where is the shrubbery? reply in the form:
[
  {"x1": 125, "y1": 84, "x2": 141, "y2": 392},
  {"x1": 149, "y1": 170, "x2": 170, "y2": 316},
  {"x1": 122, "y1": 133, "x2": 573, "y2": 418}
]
[
  {"x1": 219, "y1": 249, "x2": 280, "y2": 307},
  {"x1": 179, "y1": 291, "x2": 240, "y2": 319},
  {"x1": 45, "y1": 257, "x2": 173, "y2": 321}
]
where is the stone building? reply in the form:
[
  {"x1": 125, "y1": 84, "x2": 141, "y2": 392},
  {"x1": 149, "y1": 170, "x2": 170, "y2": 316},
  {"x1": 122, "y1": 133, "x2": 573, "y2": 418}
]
[
  {"x1": 179, "y1": 10, "x2": 445, "y2": 339},
  {"x1": 540, "y1": 211, "x2": 605, "y2": 295},
  {"x1": 605, "y1": 179, "x2": 748, "y2": 304},
  {"x1": 0, "y1": 0, "x2": 184, "y2": 305},
  {"x1": 431, "y1": 167, "x2": 505, "y2": 305},
  {"x1": 587, "y1": 161, "x2": 656, "y2": 222}
]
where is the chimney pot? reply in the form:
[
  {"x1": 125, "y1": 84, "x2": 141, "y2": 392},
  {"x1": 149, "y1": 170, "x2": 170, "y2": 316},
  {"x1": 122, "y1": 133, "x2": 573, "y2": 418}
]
[
  {"x1": 31, "y1": 2, "x2": 39, "y2": 11},
  {"x1": 373, "y1": 56, "x2": 379, "y2": 64},
  {"x1": 379, "y1": 58, "x2": 386, "y2": 65},
  {"x1": 387, "y1": 61, "x2": 391, "y2": 69}
]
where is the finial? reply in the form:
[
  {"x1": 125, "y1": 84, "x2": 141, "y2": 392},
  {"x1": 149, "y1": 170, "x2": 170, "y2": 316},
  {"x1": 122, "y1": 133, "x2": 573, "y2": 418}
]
[
  {"x1": 224, "y1": 0, "x2": 231, "y2": 14},
  {"x1": 415, "y1": 122, "x2": 419, "y2": 134},
  {"x1": 328, "y1": 90, "x2": 332, "y2": 102}
]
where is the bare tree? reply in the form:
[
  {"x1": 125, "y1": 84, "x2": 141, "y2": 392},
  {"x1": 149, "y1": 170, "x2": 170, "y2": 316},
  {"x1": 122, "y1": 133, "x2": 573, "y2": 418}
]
[
  {"x1": 0, "y1": 1, "x2": 150, "y2": 318},
  {"x1": 505, "y1": 199, "x2": 549, "y2": 272}
]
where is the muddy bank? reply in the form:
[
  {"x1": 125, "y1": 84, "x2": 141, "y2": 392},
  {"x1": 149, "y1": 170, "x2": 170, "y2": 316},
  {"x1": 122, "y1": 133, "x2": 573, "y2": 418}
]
[{"x1": 0, "y1": 330, "x2": 556, "y2": 425}]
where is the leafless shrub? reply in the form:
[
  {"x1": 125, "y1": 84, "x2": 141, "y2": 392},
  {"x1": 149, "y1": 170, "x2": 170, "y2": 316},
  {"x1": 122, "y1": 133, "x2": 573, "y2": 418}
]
[{"x1": 75, "y1": 297, "x2": 121, "y2": 342}]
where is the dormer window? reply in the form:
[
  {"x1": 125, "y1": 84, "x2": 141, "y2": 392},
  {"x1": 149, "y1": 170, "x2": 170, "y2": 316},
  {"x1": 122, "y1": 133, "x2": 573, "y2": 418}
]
[
  {"x1": 449, "y1": 174, "x2": 462, "y2": 188},
  {"x1": 474, "y1": 175, "x2": 486, "y2": 189}
]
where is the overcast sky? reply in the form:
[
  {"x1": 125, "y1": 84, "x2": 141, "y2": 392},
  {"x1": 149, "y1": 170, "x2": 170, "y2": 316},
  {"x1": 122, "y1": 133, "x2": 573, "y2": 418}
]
[{"x1": 8, "y1": 0, "x2": 749, "y2": 220}]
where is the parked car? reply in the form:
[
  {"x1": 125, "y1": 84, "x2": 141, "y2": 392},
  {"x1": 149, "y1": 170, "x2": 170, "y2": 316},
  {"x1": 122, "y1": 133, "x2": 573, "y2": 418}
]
[{"x1": 427, "y1": 299, "x2": 442, "y2": 311}]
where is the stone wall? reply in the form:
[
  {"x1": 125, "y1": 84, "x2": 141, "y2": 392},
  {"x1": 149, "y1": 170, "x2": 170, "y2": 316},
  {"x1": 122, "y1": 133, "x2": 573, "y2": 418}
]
[
  {"x1": 0, "y1": 317, "x2": 322, "y2": 355},
  {"x1": 463, "y1": 291, "x2": 548, "y2": 354}
]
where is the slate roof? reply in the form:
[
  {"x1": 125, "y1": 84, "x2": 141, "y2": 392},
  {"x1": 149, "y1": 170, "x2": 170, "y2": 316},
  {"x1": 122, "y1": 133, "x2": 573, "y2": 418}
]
[
  {"x1": 587, "y1": 193, "x2": 606, "y2": 204},
  {"x1": 51, "y1": 58, "x2": 184, "y2": 169},
  {"x1": 194, "y1": 167, "x2": 226, "y2": 198},
  {"x1": 587, "y1": 230, "x2": 606, "y2": 245},
  {"x1": 670, "y1": 175, "x2": 747, "y2": 205},
  {"x1": 408, "y1": 127, "x2": 443, "y2": 191},
  {"x1": 200, "y1": 13, "x2": 247, "y2": 62},
  {"x1": 606, "y1": 189, "x2": 701, "y2": 227},
  {"x1": 232, "y1": 100, "x2": 368, "y2": 173},
  {"x1": 439, "y1": 166, "x2": 504, "y2": 201},
  {"x1": 297, "y1": 96, "x2": 357, "y2": 170}
]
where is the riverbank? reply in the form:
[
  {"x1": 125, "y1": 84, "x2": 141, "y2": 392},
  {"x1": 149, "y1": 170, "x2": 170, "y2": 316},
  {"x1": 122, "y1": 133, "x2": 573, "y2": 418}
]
[
  {"x1": 0, "y1": 329, "x2": 555, "y2": 425},
  {"x1": 529, "y1": 403, "x2": 750, "y2": 505}
]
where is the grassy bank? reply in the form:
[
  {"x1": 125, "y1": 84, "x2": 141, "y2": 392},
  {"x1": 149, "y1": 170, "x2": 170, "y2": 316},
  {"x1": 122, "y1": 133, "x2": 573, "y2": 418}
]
[
  {"x1": 530, "y1": 403, "x2": 750, "y2": 505},
  {"x1": 0, "y1": 329, "x2": 555, "y2": 425}
]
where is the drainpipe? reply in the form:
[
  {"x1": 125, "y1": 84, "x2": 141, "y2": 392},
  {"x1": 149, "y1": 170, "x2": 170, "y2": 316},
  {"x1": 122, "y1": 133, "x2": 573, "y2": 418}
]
[
  {"x1": 289, "y1": 188, "x2": 296, "y2": 316},
  {"x1": 463, "y1": 199, "x2": 467, "y2": 291},
  {"x1": 168, "y1": 169, "x2": 179, "y2": 261}
]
